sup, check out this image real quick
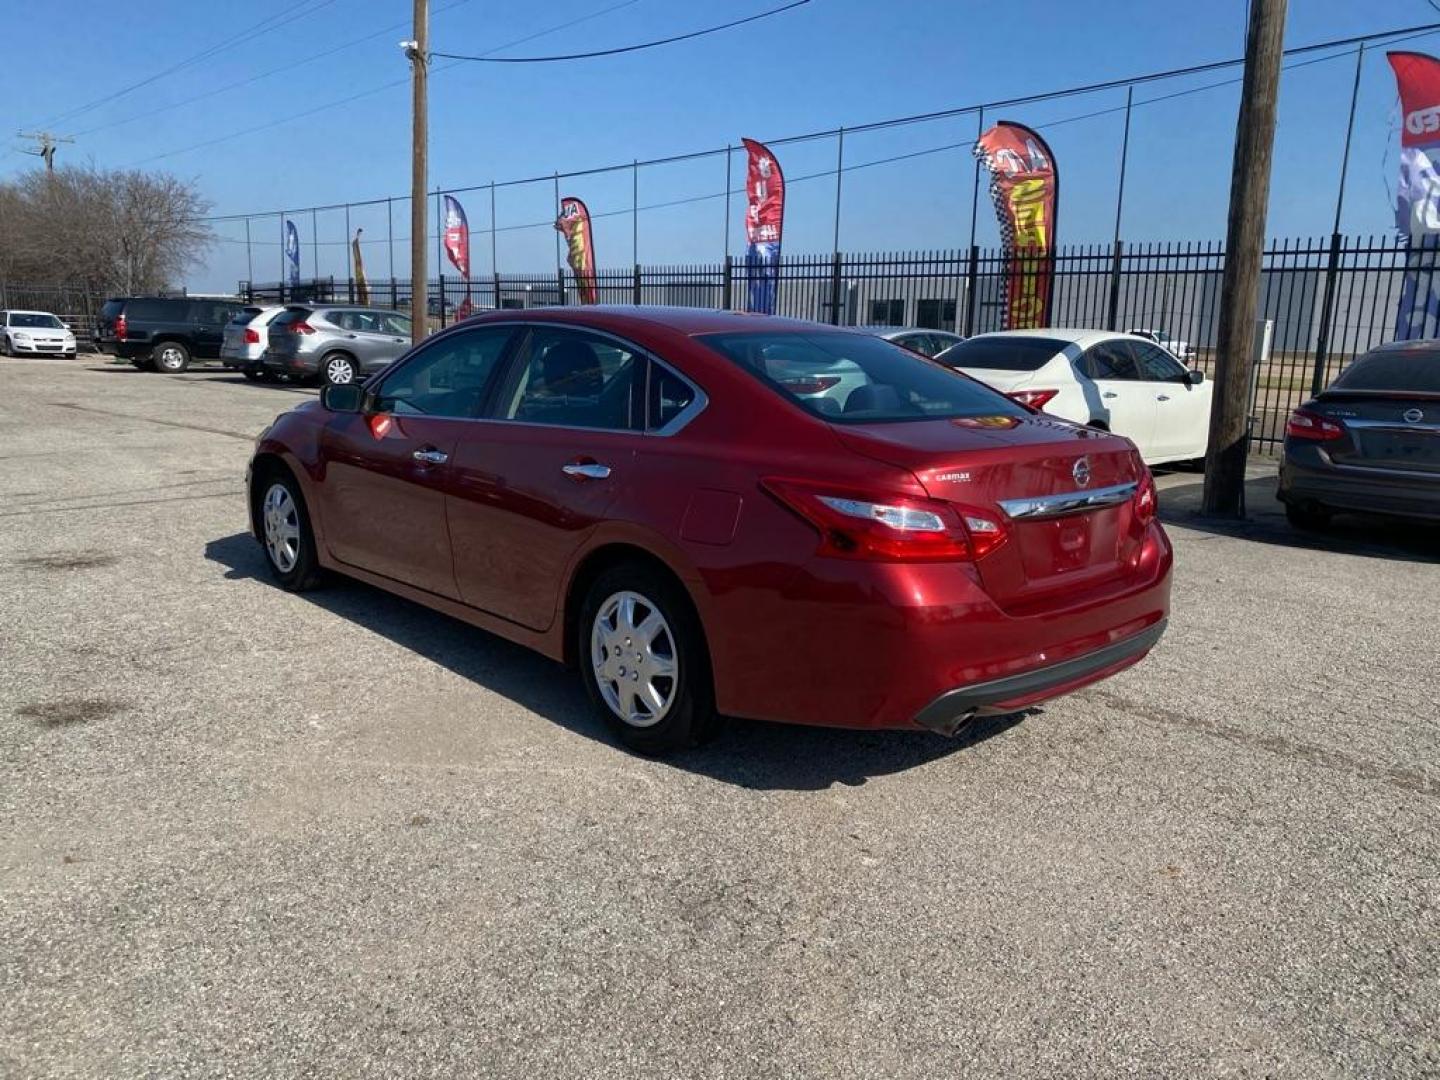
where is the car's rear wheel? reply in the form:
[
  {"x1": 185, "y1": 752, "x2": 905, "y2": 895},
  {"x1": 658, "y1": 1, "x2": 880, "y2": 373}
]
[
  {"x1": 153, "y1": 341, "x2": 191, "y2": 372},
  {"x1": 241, "y1": 368, "x2": 263, "y2": 382},
  {"x1": 1285, "y1": 501, "x2": 1332, "y2": 532},
  {"x1": 0, "y1": 336, "x2": 11, "y2": 356},
  {"x1": 578, "y1": 564, "x2": 717, "y2": 754},
  {"x1": 320, "y1": 352, "x2": 357, "y2": 386},
  {"x1": 256, "y1": 472, "x2": 323, "y2": 591}
]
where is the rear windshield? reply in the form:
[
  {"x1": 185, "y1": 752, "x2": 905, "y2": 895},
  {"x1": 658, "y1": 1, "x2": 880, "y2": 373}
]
[
  {"x1": 229, "y1": 307, "x2": 264, "y2": 326},
  {"x1": 936, "y1": 335, "x2": 1068, "y2": 371},
  {"x1": 270, "y1": 308, "x2": 312, "y2": 328},
  {"x1": 1329, "y1": 348, "x2": 1440, "y2": 395},
  {"x1": 100, "y1": 300, "x2": 125, "y2": 321},
  {"x1": 697, "y1": 330, "x2": 1026, "y2": 424}
]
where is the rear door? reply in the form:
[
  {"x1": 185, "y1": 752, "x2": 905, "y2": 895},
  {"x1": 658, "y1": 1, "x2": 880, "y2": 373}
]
[
  {"x1": 1075, "y1": 339, "x2": 1158, "y2": 458},
  {"x1": 446, "y1": 324, "x2": 646, "y2": 630},
  {"x1": 316, "y1": 325, "x2": 516, "y2": 597},
  {"x1": 189, "y1": 300, "x2": 232, "y2": 357}
]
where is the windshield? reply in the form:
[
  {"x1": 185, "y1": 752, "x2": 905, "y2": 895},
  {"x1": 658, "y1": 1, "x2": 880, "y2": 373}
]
[
  {"x1": 936, "y1": 335, "x2": 1067, "y2": 371},
  {"x1": 698, "y1": 330, "x2": 1026, "y2": 424},
  {"x1": 9, "y1": 313, "x2": 66, "y2": 329}
]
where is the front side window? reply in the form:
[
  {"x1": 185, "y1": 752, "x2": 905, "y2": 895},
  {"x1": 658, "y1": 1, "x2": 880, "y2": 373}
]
[
  {"x1": 371, "y1": 326, "x2": 514, "y2": 418},
  {"x1": 1133, "y1": 342, "x2": 1187, "y2": 381},
  {"x1": 491, "y1": 327, "x2": 643, "y2": 431},
  {"x1": 700, "y1": 330, "x2": 1025, "y2": 424}
]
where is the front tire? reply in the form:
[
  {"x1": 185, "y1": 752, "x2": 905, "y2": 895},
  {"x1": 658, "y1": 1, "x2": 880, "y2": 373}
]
[
  {"x1": 0, "y1": 336, "x2": 11, "y2": 357},
  {"x1": 256, "y1": 472, "x2": 323, "y2": 591},
  {"x1": 153, "y1": 341, "x2": 191, "y2": 372},
  {"x1": 320, "y1": 352, "x2": 357, "y2": 386},
  {"x1": 578, "y1": 564, "x2": 717, "y2": 754}
]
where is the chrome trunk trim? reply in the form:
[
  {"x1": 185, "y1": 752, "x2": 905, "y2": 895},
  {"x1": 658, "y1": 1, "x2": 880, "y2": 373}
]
[{"x1": 998, "y1": 480, "x2": 1139, "y2": 521}]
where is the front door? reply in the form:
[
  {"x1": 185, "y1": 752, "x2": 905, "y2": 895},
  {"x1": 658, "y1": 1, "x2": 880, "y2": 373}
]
[
  {"x1": 447, "y1": 325, "x2": 647, "y2": 630},
  {"x1": 1076, "y1": 339, "x2": 1158, "y2": 459},
  {"x1": 316, "y1": 323, "x2": 517, "y2": 598}
]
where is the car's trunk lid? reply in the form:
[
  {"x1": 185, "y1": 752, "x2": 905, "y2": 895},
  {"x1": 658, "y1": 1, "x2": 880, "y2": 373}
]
[
  {"x1": 836, "y1": 416, "x2": 1150, "y2": 611},
  {"x1": 1312, "y1": 391, "x2": 1440, "y2": 474}
]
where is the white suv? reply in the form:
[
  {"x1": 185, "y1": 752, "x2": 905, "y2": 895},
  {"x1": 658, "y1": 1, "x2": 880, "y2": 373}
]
[{"x1": 1, "y1": 310, "x2": 77, "y2": 357}]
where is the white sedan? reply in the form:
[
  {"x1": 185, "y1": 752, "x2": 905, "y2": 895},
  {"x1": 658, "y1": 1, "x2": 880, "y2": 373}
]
[
  {"x1": 937, "y1": 329, "x2": 1213, "y2": 466},
  {"x1": 1, "y1": 309, "x2": 77, "y2": 357}
]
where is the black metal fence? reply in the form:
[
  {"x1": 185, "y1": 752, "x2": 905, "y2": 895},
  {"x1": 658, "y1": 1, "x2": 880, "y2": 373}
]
[{"x1": 237, "y1": 234, "x2": 1411, "y2": 450}]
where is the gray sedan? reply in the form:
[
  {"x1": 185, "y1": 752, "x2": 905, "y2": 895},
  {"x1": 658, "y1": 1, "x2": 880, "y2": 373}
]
[
  {"x1": 262, "y1": 305, "x2": 413, "y2": 385},
  {"x1": 1278, "y1": 340, "x2": 1440, "y2": 529},
  {"x1": 872, "y1": 327, "x2": 965, "y2": 357}
]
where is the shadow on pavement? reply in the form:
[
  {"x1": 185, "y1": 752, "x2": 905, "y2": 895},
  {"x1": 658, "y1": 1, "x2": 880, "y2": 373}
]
[
  {"x1": 1158, "y1": 472, "x2": 1440, "y2": 564},
  {"x1": 204, "y1": 531, "x2": 1026, "y2": 791}
]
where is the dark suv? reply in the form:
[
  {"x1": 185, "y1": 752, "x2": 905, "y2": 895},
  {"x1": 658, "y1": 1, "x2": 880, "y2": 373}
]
[{"x1": 96, "y1": 297, "x2": 246, "y2": 372}]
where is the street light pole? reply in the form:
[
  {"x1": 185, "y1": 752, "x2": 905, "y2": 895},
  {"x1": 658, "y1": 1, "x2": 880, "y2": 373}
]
[{"x1": 405, "y1": 1, "x2": 429, "y2": 344}]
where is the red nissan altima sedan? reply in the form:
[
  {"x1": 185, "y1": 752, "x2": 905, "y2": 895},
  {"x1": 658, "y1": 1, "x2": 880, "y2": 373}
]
[{"x1": 247, "y1": 307, "x2": 1171, "y2": 753}]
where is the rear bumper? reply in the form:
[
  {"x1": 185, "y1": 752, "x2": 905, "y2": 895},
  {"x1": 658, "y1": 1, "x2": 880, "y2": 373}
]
[
  {"x1": 1279, "y1": 444, "x2": 1440, "y2": 521},
  {"x1": 261, "y1": 348, "x2": 319, "y2": 375},
  {"x1": 912, "y1": 618, "x2": 1167, "y2": 735}
]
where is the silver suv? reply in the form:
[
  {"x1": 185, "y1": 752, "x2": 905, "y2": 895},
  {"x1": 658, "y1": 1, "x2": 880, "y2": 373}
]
[{"x1": 262, "y1": 305, "x2": 413, "y2": 385}]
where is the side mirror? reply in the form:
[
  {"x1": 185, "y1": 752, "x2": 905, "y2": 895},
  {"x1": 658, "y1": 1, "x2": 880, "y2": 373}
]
[
  {"x1": 320, "y1": 383, "x2": 365, "y2": 413},
  {"x1": 1187, "y1": 369, "x2": 1206, "y2": 386}
]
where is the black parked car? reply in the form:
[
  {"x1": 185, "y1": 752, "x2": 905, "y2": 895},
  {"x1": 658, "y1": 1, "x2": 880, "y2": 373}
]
[
  {"x1": 1278, "y1": 340, "x2": 1440, "y2": 529},
  {"x1": 96, "y1": 296, "x2": 246, "y2": 372}
]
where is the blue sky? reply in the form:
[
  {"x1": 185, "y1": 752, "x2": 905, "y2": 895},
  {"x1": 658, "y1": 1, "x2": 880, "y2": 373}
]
[{"x1": 3, "y1": 0, "x2": 1438, "y2": 290}]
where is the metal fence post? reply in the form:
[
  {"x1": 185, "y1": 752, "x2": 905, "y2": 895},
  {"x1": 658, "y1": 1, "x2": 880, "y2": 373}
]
[
  {"x1": 1106, "y1": 240, "x2": 1125, "y2": 330},
  {"x1": 557, "y1": 266, "x2": 566, "y2": 305},
  {"x1": 438, "y1": 271, "x2": 447, "y2": 326},
  {"x1": 829, "y1": 251, "x2": 843, "y2": 326},
  {"x1": 722, "y1": 254, "x2": 734, "y2": 310},
  {"x1": 963, "y1": 244, "x2": 980, "y2": 336},
  {"x1": 632, "y1": 264, "x2": 642, "y2": 306},
  {"x1": 493, "y1": 269, "x2": 502, "y2": 311},
  {"x1": 1310, "y1": 232, "x2": 1344, "y2": 396}
]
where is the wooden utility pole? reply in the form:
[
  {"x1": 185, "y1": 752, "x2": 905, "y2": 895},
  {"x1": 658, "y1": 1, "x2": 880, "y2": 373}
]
[
  {"x1": 406, "y1": 0, "x2": 429, "y2": 344},
  {"x1": 1202, "y1": 0, "x2": 1287, "y2": 517},
  {"x1": 18, "y1": 131, "x2": 75, "y2": 172}
]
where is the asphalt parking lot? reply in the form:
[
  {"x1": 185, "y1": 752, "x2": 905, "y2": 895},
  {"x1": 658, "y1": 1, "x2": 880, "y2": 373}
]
[{"x1": 2, "y1": 356, "x2": 1438, "y2": 1079}]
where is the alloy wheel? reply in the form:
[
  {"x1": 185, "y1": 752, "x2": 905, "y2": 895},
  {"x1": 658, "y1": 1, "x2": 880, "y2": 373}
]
[
  {"x1": 325, "y1": 356, "x2": 355, "y2": 384},
  {"x1": 157, "y1": 345, "x2": 185, "y2": 371},
  {"x1": 590, "y1": 591, "x2": 678, "y2": 728},
  {"x1": 262, "y1": 483, "x2": 301, "y2": 573}
]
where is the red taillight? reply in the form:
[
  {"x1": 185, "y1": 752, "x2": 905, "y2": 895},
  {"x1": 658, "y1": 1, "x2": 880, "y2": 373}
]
[
  {"x1": 780, "y1": 375, "x2": 841, "y2": 395},
  {"x1": 114, "y1": 314, "x2": 127, "y2": 341},
  {"x1": 288, "y1": 321, "x2": 315, "y2": 335},
  {"x1": 1134, "y1": 468, "x2": 1157, "y2": 527},
  {"x1": 762, "y1": 478, "x2": 1008, "y2": 562},
  {"x1": 1286, "y1": 407, "x2": 1344, "y2": 441},
  {"x1": 243, "y1": 328, "x2": 260, "y2": 344},
  {"x1": 1008, "y1": 388, "x2": 1060, "y2": 410}
]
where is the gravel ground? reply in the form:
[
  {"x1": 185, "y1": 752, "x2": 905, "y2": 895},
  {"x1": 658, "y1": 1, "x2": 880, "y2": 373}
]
[{"x1": 2, "y1": 356, "x2": 1437, "y2": 1079}]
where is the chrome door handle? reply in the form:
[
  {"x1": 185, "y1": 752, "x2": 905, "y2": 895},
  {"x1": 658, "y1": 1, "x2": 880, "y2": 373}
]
[
  {"x1": 562, "y1": 462, "x2": 611, "y2": 480},
  {"x1": 413, "y1": 448, "x2": 448, "y2": 465},
  {"x1": 1102, "y1": 391, "x2": 1118, "y2": 399},
  {"x1": 1156, "y1": 394, "x2": 1171, "y2": 402}
]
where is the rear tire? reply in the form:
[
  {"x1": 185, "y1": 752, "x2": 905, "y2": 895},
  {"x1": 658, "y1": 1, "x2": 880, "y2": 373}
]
[
  {"x1": 320, "y1": 352, "x2": 357, "y2": 386},
  {"x1": 577, "y1": 563, "x2": 717, "y2": 755},
  {"x1": 242, "y1": 368, "x2": 263, "y2": 382},
  {"x1": 255, "y1": 470, "x2": 323, "y2": 592},
  {"x1": 152, "y1": 341, "x2": 191, "y2": 373},
  {"x1": 1285, "y1": 502, "x2": 1332, "y2": 532}
]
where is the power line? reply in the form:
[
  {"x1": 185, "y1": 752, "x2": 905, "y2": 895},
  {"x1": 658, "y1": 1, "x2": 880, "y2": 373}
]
[
  {"x1": 72, "y1": 0, "x2": 477, "y2": 140},
  {"x1": 126, "y1": 0, "x2": 650, "y2": 168},
  {"x1": 38, "y1": 0, "x2": 340, "y2": 130},
  {"x1": 432, "y1": 0, "x2": 810, "y2": 63}
]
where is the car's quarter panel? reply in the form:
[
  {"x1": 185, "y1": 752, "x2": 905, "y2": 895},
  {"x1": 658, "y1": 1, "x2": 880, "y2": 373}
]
[{"x1": 315, "y1": 412, "x2": 468, "y2": 599}]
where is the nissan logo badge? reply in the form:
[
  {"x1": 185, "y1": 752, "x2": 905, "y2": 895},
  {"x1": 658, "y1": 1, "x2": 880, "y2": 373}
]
[
  {"x1": 1403, "y1": 407, "x2": 1425, "y2": 424},
  {"x1": 1072, "y1": 458, "x2": 1092, "y2": 487}
]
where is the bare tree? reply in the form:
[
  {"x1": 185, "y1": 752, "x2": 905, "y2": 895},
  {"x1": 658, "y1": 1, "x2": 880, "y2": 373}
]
[{"x1": 0, "y1": 164, "x2": 214, "y2": 297}]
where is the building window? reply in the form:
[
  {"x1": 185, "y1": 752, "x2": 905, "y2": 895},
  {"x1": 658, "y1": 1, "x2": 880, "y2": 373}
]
[
  {"x1": 916, "y1": 299, "x2": 958, "y2": 330},
  {"x1": 869, "y1": 299, "x2": 904, "y2": 325}
]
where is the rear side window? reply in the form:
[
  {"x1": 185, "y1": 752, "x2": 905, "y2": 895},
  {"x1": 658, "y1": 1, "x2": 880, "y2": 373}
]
[
  {"x1": 124, "y1": 299, "x2": 184, "y2": 322},
  {"x1": 1330, "y1": 349, "x2": 1440, "y2": 394},
  {"x1": 492, "y1": 327, "x2": 643, "y2": 431},
  {"x1": 699, "y1": 330, "x2": 1025, "y2": 424},
  {"x1": 649, "y1": 366, "x2": 697, "y2": 430},
  {"x1": 937, "y1": 335, "x2": 1066, "y2": 371}
]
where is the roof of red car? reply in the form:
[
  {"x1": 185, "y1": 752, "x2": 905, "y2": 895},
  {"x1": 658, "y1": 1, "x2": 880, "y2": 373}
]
[{"x1": 467, "y1": 305, "x2": 856, "y2": 337}]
